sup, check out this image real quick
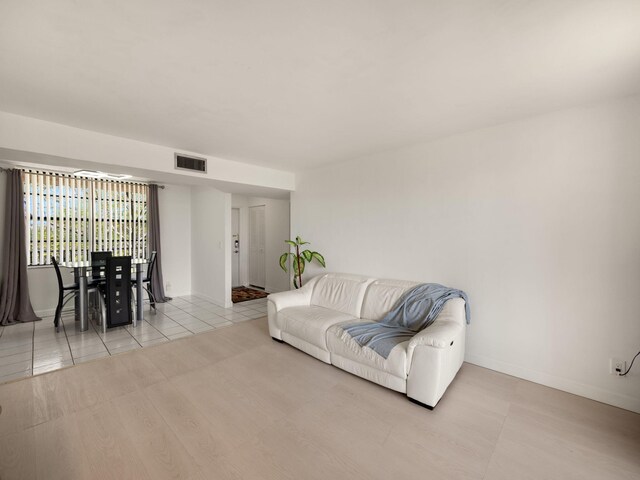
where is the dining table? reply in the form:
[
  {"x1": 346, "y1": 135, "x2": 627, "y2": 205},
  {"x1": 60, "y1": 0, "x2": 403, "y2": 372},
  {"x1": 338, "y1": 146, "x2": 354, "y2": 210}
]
[{"x1": 59, "y1": 258, "x2": 148, "y2": 331}]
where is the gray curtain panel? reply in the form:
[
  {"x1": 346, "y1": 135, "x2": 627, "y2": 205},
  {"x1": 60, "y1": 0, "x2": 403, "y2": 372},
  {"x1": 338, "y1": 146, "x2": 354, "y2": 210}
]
[
  {"x1": 148, "y1": 184, "x2": 171, "y2": 302},
  {"x1": 0, "y1": 169, "x2": 41, "y2": 325}
]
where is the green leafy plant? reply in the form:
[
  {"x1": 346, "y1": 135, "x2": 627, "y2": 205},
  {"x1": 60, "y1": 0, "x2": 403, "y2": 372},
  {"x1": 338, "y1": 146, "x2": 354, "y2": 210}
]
[{"x1": 279, "y1": 236, "x2": 326, "y2": 289}]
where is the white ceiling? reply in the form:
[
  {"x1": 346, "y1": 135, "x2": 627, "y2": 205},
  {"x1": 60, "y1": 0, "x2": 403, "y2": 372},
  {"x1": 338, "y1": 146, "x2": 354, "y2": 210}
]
[{"x1": 1, "y1": 0, "x2": 640, "y2": 172}]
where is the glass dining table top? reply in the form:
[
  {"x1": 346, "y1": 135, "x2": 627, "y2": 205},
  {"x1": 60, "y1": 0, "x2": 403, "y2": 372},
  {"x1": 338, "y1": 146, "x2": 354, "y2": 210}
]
[{"x1": 58, "y1": 258, "x2": 148, "y2": 268}]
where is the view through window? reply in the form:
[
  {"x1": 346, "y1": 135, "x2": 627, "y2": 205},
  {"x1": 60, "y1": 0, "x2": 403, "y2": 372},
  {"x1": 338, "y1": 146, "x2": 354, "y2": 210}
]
[{"x1": 23, "y1": 170, "x2": 148, "y2": 266}]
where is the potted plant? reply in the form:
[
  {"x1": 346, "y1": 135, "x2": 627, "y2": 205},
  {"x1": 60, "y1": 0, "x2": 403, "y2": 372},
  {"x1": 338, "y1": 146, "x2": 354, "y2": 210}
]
[{"x1": 279, "y1": 236, "x2": 326, "y2": 288}]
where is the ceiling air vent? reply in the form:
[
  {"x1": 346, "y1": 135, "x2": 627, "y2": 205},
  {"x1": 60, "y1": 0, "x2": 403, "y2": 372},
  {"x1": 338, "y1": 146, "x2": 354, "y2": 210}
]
[{"x1": 175, "y1": 153, "x2": 207, "y2": 173}]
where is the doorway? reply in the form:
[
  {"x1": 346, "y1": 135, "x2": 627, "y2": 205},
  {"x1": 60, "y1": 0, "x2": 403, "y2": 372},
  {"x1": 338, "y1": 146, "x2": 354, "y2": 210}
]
[
  {"x1": 232, "y1": 208, "x2": 240, "y2": 287},
  {"x1": 248, "y1": 205, "x2": 266, "y2": 289}
]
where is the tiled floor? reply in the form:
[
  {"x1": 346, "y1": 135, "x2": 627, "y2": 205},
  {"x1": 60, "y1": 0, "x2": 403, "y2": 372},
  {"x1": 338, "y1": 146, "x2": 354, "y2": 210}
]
[
  {"x1": 0, "y1": 294, "x2": 268, "y2": 384},
  {"x1": 1, "y1": 319, "x2": 638, "y2": 479}
]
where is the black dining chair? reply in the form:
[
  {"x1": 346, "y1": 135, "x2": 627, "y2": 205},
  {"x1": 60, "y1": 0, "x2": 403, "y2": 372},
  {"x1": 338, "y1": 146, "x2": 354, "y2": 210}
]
[
  {"x1": 97, "y1": 256, "x2": 134, "y2": 333},
  {"x1": 52, "y1": 256, "x2": 99, "y2": 332},
  {"x1": 88, "y1": 251, "x2": 111, "y2": 319},
  {"x1": 90, "y1": 251, "x2": 112, "y2": 285},
  {"x1": 131, "y1": 250, "x2": 157, "y2": 313},
  {"x1": 51, "y1": 256, "x2": 79, "y2": 332}
]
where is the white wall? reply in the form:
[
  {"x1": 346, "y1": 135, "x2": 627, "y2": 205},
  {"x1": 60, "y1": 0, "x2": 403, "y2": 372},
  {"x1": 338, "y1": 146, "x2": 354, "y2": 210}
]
[
  {"x1": 232, "y1": 195, "x2": 290, "y2": 293},
  {"x1": 25, "y1": 269, "x2": 58, "y2": 315},
  {"x1": 291, "y1": 95, "x2": 640, "y2": 413},
  {"x1": 191, "y1": 186, "x2": 231, "y2": 307},
  {"x1": 158, "y1": 184, "x2": 192, "y2": 297},
  {"x1": 0, "y1": 111, "x2": 295, "y2": 191},
  {"x1": 260, "y1": 197, "x2": 291, "y2": 293}
]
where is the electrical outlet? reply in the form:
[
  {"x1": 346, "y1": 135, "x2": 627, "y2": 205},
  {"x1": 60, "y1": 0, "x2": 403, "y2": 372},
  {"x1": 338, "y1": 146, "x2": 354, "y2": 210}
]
[{"x1": 610, "y1": 358, "x2": 627, "y2": 376}]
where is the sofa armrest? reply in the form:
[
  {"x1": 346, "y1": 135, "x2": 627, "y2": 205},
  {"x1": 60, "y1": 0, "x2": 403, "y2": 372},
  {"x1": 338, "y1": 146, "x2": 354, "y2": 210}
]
[
  {"x1": 267, "y1": 276, "x2": 322, "y2": 340},
  {"x1": 405, "y1": 320, "x2": 466, "y2": 407},
  {"x1": 409, "y1": 320, "x2": 463, "y2": 349},
  {"x1": 406, "y1": 320, "x2": 463, "y2": 367},
  {"x1": 267, "y1": 279, "x2": 316, "y2": 312}
]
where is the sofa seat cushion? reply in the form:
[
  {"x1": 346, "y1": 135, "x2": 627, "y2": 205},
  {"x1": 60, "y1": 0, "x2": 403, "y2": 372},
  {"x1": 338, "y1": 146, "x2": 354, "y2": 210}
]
[
  {"x1": 327, "y1": 322, "x2": 409, "y2": 378},
  {"x1": 280, "y1": 306, "x2": 358, "y2": 351}
]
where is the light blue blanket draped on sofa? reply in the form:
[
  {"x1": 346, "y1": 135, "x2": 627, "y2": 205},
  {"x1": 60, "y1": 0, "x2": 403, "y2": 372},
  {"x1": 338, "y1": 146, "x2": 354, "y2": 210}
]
[{"x1": 342, "y1": 283, "x2": 470, "y2": 359}]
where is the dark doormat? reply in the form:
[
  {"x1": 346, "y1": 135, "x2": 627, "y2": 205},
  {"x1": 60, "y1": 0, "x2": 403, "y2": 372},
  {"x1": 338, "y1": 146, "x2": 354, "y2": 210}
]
[{"x1": 232, "y1": 286, "x2": 269, "y2": 303}]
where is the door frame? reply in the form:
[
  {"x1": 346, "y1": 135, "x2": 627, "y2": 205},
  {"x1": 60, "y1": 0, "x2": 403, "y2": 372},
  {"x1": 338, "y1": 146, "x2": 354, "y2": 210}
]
[
  {"x1": 248, "y1": 204, "x2": 266, "y2": 289},
  {"x1": 231, "y1": 207, "x2": 241, "y2": 287}
]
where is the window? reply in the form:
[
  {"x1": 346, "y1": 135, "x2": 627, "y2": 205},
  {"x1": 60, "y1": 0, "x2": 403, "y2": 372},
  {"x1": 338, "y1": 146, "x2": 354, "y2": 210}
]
[{"x1": 23, "y1": 170, "x2": 148, "y2": 266}]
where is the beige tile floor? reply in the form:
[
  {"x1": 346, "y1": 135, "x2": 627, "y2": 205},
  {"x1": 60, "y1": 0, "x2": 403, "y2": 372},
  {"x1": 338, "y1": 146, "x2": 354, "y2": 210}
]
[
  {"x1": 0, "y1": 318, "x2": 638, "y2": 480},
  {"x1": 0, "y1": 294, "x2": 268, "y2": 384}
]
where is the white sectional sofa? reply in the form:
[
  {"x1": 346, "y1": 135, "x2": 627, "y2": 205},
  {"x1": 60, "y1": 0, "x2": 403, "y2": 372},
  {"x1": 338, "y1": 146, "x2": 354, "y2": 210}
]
[{"x1": 267, "y1": 273, "x2": 467, "y2": 409}]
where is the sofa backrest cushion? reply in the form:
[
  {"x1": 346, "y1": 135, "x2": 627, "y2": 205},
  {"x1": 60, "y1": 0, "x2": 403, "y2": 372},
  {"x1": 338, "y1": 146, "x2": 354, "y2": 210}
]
[
  {"x1": 361, "y1": 279, "x2": 421, "y2": 321},
  {"x1": 310, "y1": 273, "x2": 374, "y2": 317}
]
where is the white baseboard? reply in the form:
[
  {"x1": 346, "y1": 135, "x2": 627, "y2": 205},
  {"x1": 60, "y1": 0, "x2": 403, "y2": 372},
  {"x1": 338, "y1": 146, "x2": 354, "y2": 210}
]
[
  {"x1": 166, "y1": 291, "x2": 190, "y2": 298},
  {"x1": 191, "y1": 291, "x2": 229, "y2": 309},
  {"x1": 243, "y1": 283, "x2": 285, "y2": 295},
  {"x1": 465, "y1": 352, "x2": 640, "y2": 414},
  {"x1": 35, "y1": 306, "x2": 79, "y2": 318},
  {"x1": 265, "y1": 284, "x2": 286, "y2": 294},
  {"x1": 35, "y1": 307, "x2": 58, "y2": 318}
]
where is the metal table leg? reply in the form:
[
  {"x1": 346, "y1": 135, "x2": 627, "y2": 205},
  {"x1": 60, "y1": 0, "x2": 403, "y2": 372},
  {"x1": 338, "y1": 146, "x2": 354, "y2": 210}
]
[
  {"x1": 78, "y1": 267, "x2": 89, "y2": 331},
  {"x1": 136, "y1": 263, "x2": 143, "y2": 325}
]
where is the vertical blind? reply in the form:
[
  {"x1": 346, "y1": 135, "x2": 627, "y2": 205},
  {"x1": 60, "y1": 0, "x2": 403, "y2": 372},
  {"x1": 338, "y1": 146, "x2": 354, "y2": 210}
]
[{"x1": 23, "y1": 171, "x2": 148, "y2": 266}]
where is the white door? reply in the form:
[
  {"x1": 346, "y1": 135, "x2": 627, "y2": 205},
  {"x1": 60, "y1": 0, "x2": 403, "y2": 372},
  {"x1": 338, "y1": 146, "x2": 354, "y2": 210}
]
[
  {"x1": 232, "y1": 208, "x2": 240, "y2": 287},
  {"x1": 248, "y1": 205, "x2": 266, "y2": 289}
]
